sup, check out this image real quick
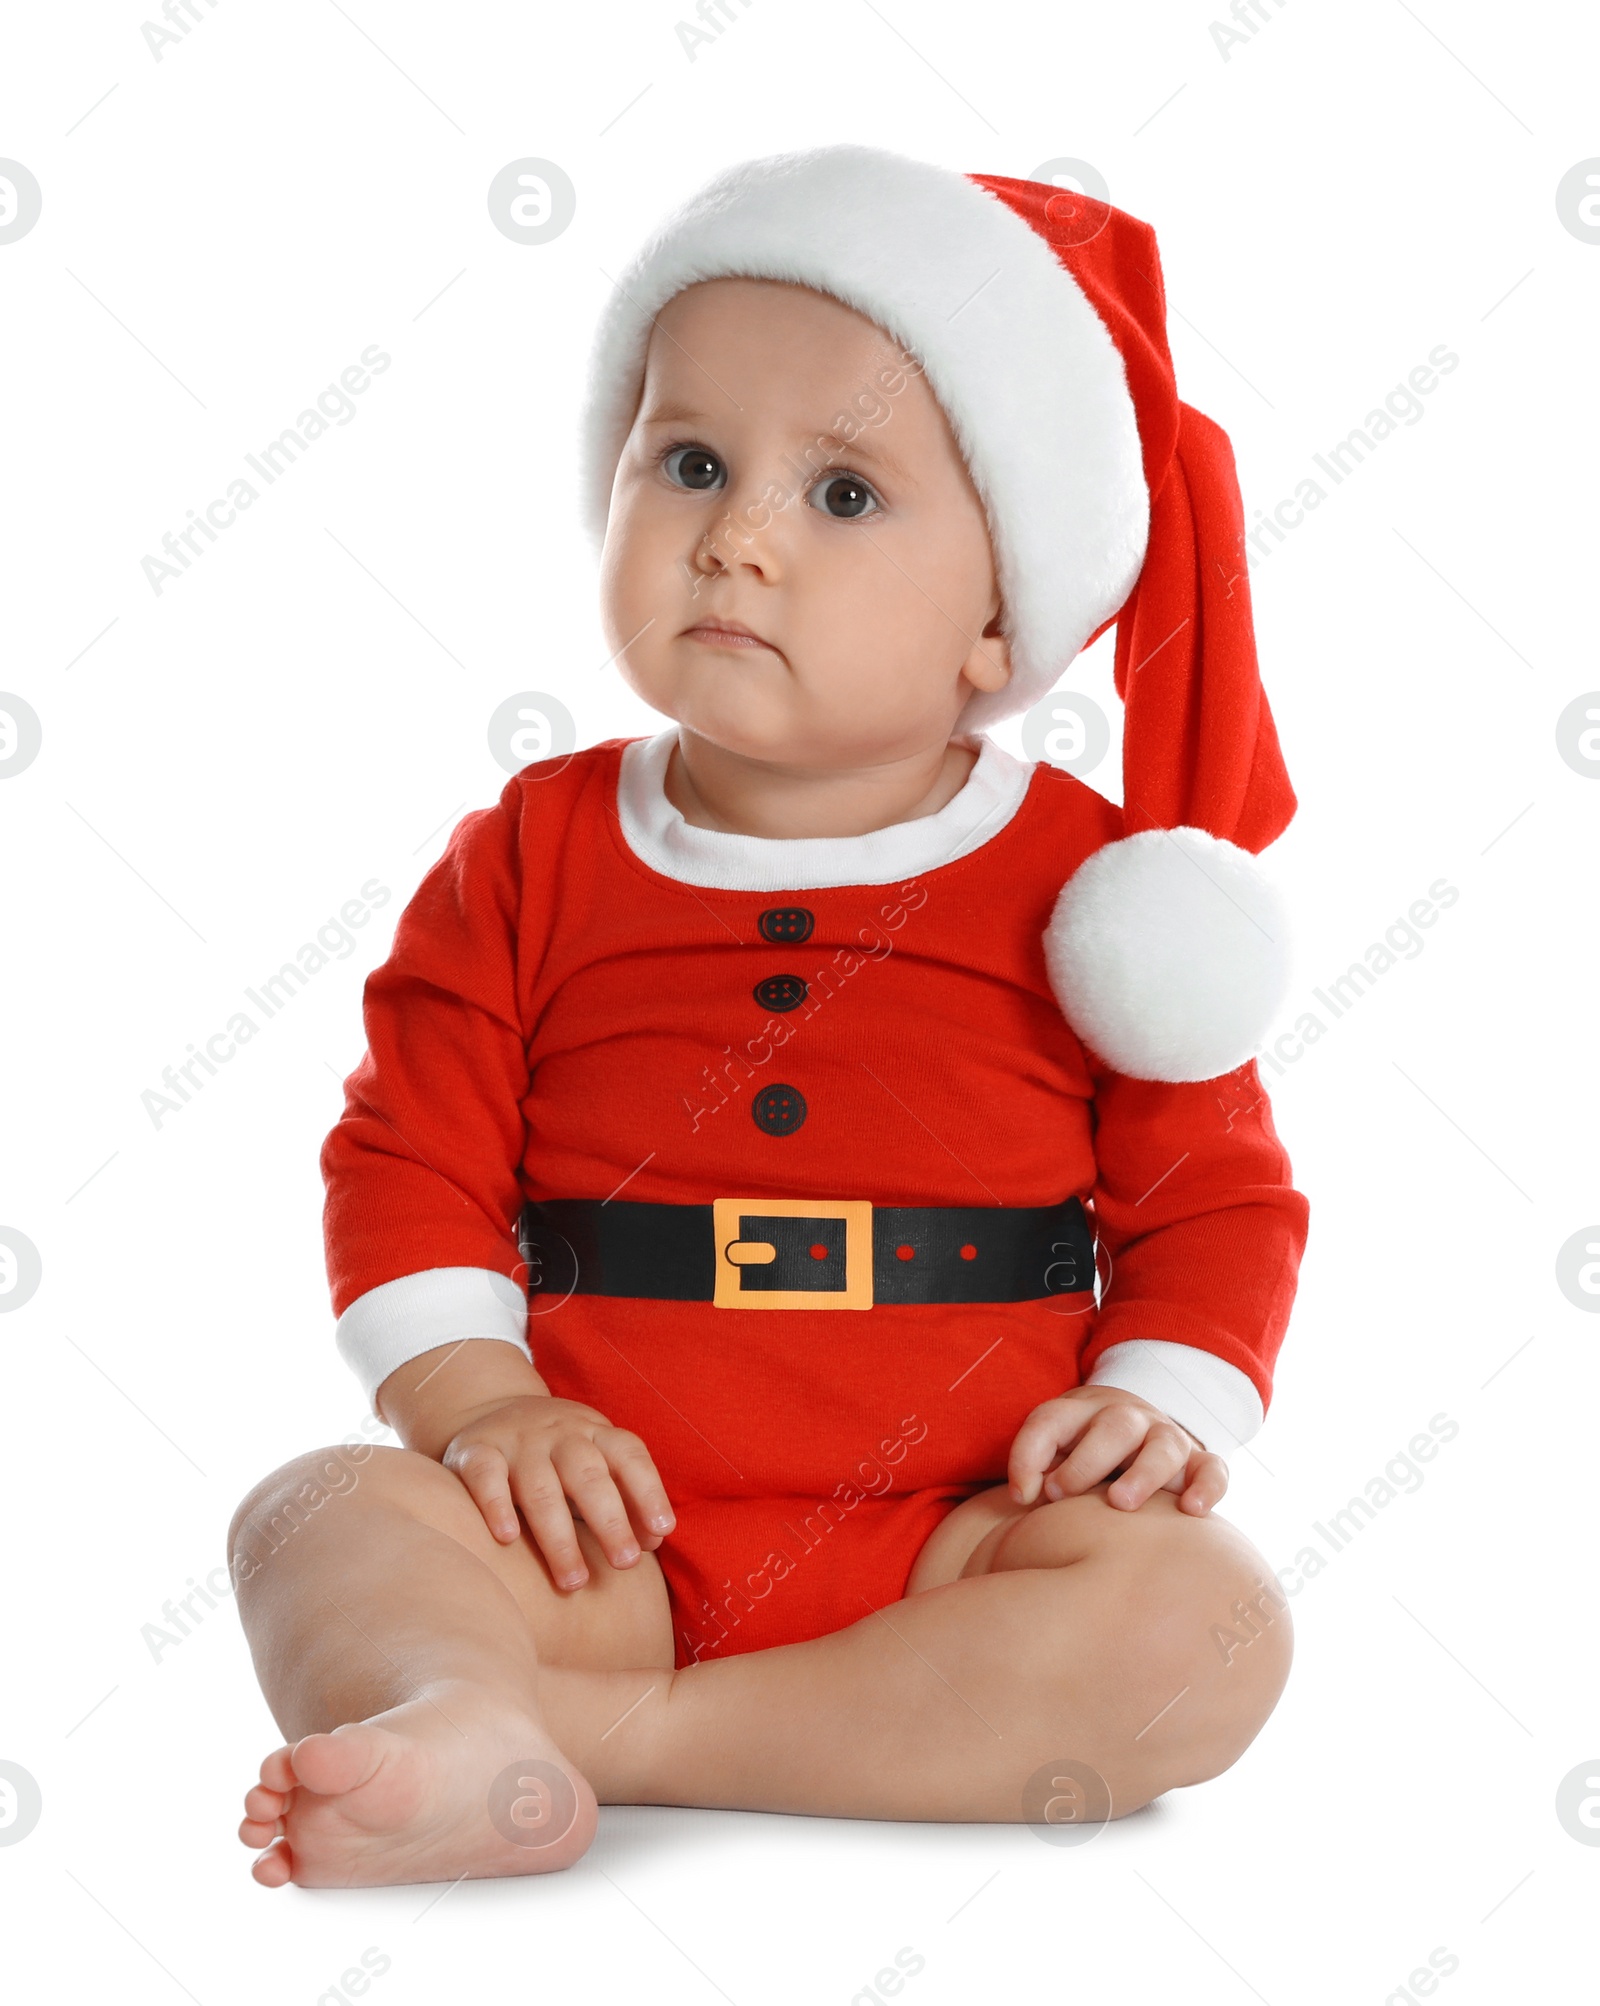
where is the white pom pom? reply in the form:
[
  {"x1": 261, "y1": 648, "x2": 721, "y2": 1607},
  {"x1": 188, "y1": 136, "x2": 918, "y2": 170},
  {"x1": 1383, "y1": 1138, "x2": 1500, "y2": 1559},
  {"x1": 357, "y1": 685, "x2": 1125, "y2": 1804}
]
[{"x1": 1043, "y1": 827, "x2": 1290, "y2": 1083}]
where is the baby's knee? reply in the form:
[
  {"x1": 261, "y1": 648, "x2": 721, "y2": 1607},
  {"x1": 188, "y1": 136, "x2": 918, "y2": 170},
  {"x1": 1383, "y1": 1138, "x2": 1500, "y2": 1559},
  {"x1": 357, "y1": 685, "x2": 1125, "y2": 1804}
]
[
  {"x1": 227, "y1": 1442, "x2": 466, "y2": 1562},
  {"x1": 1015, "y1": 1499, "x2": 1291, "y2": 1804},
  {"x1": 1126, "y1": 1514, "x2": 1294, "y2": 1791}
]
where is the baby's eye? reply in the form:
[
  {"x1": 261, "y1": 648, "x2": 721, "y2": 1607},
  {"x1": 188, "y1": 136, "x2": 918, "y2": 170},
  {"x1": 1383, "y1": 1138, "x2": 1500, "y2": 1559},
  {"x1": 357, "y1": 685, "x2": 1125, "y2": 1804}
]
[
  {"x1": 662, "y1": 445, "x2": 725, "y2": 492},
  {"x1": 807, "y1": 472, "x2": 880, "y2": 520}
]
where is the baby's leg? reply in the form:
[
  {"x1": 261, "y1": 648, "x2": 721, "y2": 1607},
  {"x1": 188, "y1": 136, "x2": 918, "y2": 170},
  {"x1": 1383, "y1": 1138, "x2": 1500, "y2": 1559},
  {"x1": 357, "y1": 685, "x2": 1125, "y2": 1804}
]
[
  {"x1": 539, "y1": 1481, "x2": 1291, "y2": 1824},
  {"x1": 229, "y1": 1444, "x2": 675, "y2": 1888},
  {"x1": 232, "y1": 1447, "x2": 1288, "y2": 1877}
]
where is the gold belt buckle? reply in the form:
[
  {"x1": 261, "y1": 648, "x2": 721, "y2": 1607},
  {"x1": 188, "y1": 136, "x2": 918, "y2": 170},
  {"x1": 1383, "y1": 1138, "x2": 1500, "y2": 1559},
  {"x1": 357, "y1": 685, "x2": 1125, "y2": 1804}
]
[{"x1": 711, "y1": 1197, "x2": 873, "y2": 1309}]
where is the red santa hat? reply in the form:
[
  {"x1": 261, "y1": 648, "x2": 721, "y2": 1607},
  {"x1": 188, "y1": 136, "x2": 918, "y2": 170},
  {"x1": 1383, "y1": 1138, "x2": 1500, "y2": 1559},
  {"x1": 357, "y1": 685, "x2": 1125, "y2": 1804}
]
[{"x1": 577, "y1": 144, "x2": 1295, "y2": 1084}]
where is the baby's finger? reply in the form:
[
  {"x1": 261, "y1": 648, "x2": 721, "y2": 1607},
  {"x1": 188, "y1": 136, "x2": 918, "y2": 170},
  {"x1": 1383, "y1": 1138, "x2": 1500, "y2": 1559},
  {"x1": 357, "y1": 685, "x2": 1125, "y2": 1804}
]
[
  {"x1": 1175, "y1": 1451, "x2": 1230, "y2": 1516},
  {"x1": 1102, "y1": 1427, "x2": 1190, "y2": 1510},
  {"x1": 446, "y1": 1441, "x2": 520, "y2": 1544},
  {"x1": 507, "y1": 1455, "x2": 590, "y2": 1588},
  {"x1": 550, "y1": 1439, "x2": 641, "y2": 1571},
  {"x1": 1044, "y1": 1404, "x2": 1150, "y2": 1499},
  {"x1": 1008, "y1": 1398, "x2": 1096, "y2": 1503},
  {"x1": 597, "y1": 1427, "x2": 676, "y2": 1546}
]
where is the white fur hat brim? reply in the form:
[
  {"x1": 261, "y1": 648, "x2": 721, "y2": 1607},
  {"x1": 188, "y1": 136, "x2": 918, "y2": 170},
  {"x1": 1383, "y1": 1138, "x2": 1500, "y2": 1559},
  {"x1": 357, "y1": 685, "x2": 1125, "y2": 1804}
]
[{"x1": 576, "y1": 144, "x2": 1148, "y2": 734}]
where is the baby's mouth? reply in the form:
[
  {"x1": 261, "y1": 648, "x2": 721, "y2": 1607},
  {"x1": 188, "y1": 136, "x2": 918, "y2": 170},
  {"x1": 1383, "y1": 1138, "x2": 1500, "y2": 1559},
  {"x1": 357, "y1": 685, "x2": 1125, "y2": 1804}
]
[{"x1": 680, "y1": 620, "x2": 780, "y2": 654}]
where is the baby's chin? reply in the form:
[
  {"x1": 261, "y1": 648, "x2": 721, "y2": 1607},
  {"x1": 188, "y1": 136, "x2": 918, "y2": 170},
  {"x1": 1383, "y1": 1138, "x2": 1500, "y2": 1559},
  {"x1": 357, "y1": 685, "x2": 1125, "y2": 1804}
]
[
  {"x1": 637, "y1": 651, "x2": 956, "y2": 766},
  {"x1": 645, "y1": 667, "x2": 805, "y2": 748}
]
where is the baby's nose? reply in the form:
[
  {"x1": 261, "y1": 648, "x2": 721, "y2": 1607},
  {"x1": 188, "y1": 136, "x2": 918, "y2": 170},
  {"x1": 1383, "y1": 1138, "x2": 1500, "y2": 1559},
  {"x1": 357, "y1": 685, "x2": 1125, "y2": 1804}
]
[{"x1": 691, "y1": 489, "x2": 788, "y2": 578}]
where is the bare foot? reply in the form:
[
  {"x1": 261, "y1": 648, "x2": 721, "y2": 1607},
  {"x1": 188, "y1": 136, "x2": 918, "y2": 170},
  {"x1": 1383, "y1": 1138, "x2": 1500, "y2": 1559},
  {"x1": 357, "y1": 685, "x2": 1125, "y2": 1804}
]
[{"x1": 238, "y1": 1679, "x2": 597, "y2": 1887}]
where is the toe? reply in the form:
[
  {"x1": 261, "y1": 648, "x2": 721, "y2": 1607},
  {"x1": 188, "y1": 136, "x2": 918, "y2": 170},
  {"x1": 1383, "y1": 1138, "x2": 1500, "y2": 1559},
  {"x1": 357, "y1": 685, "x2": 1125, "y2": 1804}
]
[
  {"x1": 244, "y1": 1785, "x2": 285, "y2": 1823},
  {"x1": 250, "y1": 1839, "x2": 295, "y2": 1887},
  {"x1": 239, "y1": 1815, "x2": 281, "y2": 1848},
  {"x1": 290, "y1": 1724, "x2": 387, "y2": 1797},
  {"x1": 259, "y1": 1746, "x2": 297, "y2": 1792}
]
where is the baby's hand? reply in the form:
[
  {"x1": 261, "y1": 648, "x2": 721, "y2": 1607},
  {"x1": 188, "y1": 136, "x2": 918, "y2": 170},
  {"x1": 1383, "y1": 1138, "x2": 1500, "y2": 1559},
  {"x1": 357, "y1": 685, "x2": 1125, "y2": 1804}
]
[
  {"x1": 1007, "y1": 1386, "x2": 1227, "y2": 1517},
  {"x1": 441, "y1": 1394, "x2": 676, "y2": 1589}
]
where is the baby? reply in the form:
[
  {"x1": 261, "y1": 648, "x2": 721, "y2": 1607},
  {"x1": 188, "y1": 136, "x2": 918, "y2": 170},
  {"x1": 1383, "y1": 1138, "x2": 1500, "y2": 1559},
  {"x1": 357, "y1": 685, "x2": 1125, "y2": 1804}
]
[{"x1": 230, "y1": 146, "x2": 1307, "y2": 1886}]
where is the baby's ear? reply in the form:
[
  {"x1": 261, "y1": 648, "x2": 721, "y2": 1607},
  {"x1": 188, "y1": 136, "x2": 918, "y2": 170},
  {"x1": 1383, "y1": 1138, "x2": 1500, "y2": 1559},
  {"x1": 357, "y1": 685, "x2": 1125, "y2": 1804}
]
[{"x1": 963, "y1": 615, "x2": 1012, "y2": 696}]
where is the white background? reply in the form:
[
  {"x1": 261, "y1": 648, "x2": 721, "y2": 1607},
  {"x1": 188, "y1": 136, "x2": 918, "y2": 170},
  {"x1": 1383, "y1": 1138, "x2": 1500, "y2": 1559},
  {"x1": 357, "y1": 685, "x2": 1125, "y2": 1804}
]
[{"x1": 2, "y1": 0, "x2": 1598, "y2": 1999}]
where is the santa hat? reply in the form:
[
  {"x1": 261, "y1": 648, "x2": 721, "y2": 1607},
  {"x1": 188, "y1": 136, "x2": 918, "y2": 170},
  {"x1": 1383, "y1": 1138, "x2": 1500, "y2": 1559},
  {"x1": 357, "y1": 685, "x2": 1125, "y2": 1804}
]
[{"x1": 577, "y1": 144, "x2": 1295, "y2": 1084}]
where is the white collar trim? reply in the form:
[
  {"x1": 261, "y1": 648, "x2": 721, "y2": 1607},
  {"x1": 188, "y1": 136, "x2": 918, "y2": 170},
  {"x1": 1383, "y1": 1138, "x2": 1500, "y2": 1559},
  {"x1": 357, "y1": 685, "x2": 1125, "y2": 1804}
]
[{"x1": 614, "y1": 729, "x2": 1033, "y2": 890}]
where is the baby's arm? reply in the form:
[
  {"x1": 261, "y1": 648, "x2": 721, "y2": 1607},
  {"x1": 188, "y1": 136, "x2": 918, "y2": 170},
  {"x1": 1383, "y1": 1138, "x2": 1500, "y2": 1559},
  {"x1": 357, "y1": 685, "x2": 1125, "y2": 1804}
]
[
  {"x1": 1010, "y1": 1057, "x2": 1309, "y2": 1517},
  {"x1": 323, "y1": 774, "x2": 674, "y2": 1589},
  {"x1": 375, "y1": 1338, "x2": 676, "y2": 1590}
]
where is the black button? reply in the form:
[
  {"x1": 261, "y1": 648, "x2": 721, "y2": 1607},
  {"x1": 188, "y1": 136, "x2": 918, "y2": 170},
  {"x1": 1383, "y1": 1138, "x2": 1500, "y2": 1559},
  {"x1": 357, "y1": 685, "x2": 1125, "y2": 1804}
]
[
  {"x1": 754, "y1": 974, "x2": 808, "y2": 1013},
  {"x1": 758, "y1": 906, "x2": 814, "y2": 944},
  {"x1": 751, "y1": 1083, "x2": 807, "y2": 1135}
]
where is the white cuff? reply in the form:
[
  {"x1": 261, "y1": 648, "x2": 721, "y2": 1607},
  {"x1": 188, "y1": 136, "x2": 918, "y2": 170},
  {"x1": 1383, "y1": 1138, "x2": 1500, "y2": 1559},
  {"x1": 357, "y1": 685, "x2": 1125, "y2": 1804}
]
[
  {"x1": 334, "y1": 1266, "x2": 531, "y2": 1414},
  {"x1": 1086, "y1": 1339, "x2": 1265, "y2": 1460}
]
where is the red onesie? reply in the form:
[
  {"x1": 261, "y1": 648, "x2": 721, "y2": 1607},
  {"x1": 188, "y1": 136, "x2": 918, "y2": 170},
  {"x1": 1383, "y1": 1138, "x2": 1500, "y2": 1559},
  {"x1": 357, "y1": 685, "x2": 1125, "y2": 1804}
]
[{"x1": 323, "y1": 728, "x2": 1308, "y2": 1670}]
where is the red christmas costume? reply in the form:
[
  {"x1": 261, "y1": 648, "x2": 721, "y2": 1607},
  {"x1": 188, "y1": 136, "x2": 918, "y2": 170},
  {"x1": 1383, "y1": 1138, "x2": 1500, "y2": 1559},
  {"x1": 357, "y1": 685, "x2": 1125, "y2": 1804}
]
[
  {"x1": 324, "y1": 144, "x2": 1312, "y2": 1671},
  {"x1": 323, "y1": 729, "x2": 1308, "y2": 1670}
]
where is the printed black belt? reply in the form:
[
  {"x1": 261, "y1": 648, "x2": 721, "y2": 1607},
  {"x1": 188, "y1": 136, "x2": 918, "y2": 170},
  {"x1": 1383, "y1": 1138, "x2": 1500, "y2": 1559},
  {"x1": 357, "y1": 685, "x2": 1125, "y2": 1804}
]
[{"x1": 518, "y1": 1195, "x2": 1096, "y2": 1310}]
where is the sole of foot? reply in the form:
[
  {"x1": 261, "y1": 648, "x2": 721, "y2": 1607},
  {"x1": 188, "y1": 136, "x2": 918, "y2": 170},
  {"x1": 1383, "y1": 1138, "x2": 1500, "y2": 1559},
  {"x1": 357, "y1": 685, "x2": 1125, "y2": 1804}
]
[{"x1": 238, "y1": 1681, "x2": 598, "y2": 1888}]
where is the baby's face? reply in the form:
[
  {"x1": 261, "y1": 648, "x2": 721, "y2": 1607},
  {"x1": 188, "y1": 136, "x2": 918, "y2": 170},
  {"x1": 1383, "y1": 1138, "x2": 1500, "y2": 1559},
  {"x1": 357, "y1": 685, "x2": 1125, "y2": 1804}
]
[{"x1": 599, "y1": 278, "x2": 1011, "y2": 766}]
